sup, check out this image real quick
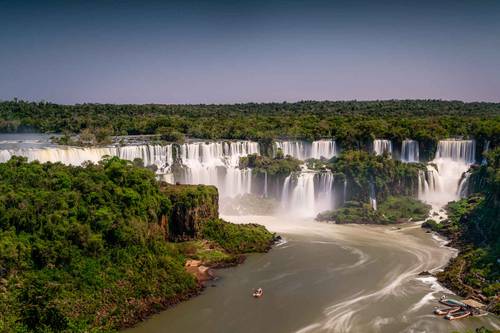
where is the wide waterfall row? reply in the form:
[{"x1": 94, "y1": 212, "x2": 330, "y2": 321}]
[
  {"x1": 401, "y1": 139, "x2": 419, "y2": 163},
  {"x1": 275, "y1": 140, "x2": 337, "y2": 160},
  {"x1": 373, "y1": 139, "x2": 392, "y2": 156},
  {"x1": 0, "y1": 144, "x2": 174, "y2": 171},
  {"x1": 0, "y1": 137, "x2": 484, "y2": 216},
  {"x1": 281, "y1": 171, "x2": 337, "y2": 217},
  {"x1": 418, "y1": 140, "x2": 476, "y2": 207}
]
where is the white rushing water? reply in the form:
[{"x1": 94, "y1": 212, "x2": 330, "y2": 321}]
[
  {"x1": 373, "y1": 139, "x2": 392, "y2": 157},
  {"x1": 419, "y1": 140, "x2": 476, "y2": 207},
  {"x1": 177, "y1": 141, "x2": 259, "y2": 197},
  {"x1": 281, "y1": 171, "x2": 336, "y2": 217},
  {"x1": 276, "y1": 140, "x2": 337, "y2": 160},
  {"x1": 0, "y1": 144, "x2": 175, "y2": 170},
  {"x1": 401, "y1": 139, "x2": 419, "y2": 163}
]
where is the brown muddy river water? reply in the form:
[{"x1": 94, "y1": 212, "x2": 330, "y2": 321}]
[{"x1": 126, "y1": 216, "x2": 499, "y2": 333}]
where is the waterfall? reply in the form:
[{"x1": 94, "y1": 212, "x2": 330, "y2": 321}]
[
  {"x1": 178, "y1": 141, "x2": 259, "y2": 197},
  {"x1": 280, "y1": 171, "x2": 336, "y2": 217},
  {"x1": 310, "y1": 140, "x2": 337, "y2": 159},
  {"x1": 316, "y1": 172, "x2": 335, "y2": 213},
  {"x1": 482, "y1": 140, "x2": 490, "y2": 165},
  {"x1": 373, "y1": 139, "x2": 392, "y2": 156},
  {"x1": 0, "y1": 144, "x2": 174, "y2": 170},
  {"x1": 369, "y1": 182, "x2": 377, "y2": 210},
  {"x1": 281, "y1": 172, "x2": 316, "y2": 217},
  {"x1": 401, "y1": 139, "x2": 419, "y2": 163},
  {"x1": 419, "y1": 140, "x2": 476, "y2": 207},
  {"x1": 0, "y1": 141, "x2": 260, "y2": 199},
  {"x1": 275, "y1": 141, "x2": 309, "y2": 160},
  {"x1": 457, "y1": 172, "x2": 471, "y2": 198},
  {"x1": 276, "y1": 140, "x2": 337, "y2": 160}
]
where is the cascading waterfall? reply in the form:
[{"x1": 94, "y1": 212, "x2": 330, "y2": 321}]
[
  {"x1": 178, "y1": 141, "x2": 259, "y2": 198},
  {"x1": 419, "y1": 140, "x2": 476, "y2": 207},
  {"x1": 369, "y1": 182, "x2": 377, "y2": 210},
  {"x1": 373, "y1": 139, "x2": 392, "y2": 156},
  {"x1": 0, "y1": 141, "x2": 259, "y2": 199},
  {"x1": 457, "y1": 172, "x2": 471, "y2": 198},
  {"x1": 0, "y1": 144, "x2": 174, "y2": 170},
  {"x1": 310, "y1": 140, "x2": 337, "y2": 159},
  {"x1": 315, "y1": 172, "x2": 335, "y2": 213},
  {"x1": 280, "y1": 171, "x2": 336, "y2": 217},
  {"x1": 3, "y1": 136, "x2": 480, "y2": 218},
  {"x1": 482, "y1": 140, "x2": 490, "y2": 165},
  {"x1": 275, "y1": 140, "x2": 337, "y2": 160},
  {"x1": 275, "y1": 141, "x2": 309, "y2": 160},
  {"x1": 401, "y1": 139, "x2": 419, "y2": 163}
]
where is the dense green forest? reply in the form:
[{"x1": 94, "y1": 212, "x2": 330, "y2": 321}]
[
  {"x1": 0, "y1": 157, "x2": 273, "y2": 332},
  {"x1": 424, "y1": 148, "x2": 500, "y2": 314},
  {"x1": 1, "y1": 100, "x2": 499, "y2": 154}
]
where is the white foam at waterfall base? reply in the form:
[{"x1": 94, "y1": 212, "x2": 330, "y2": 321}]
[{"x1": 419, "y1": 140, "x2": 476, "y2": 208}]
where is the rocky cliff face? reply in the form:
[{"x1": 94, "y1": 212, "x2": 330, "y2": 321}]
[{"x1": 160, "y1": 183, "x2": 219, "y2": 241}]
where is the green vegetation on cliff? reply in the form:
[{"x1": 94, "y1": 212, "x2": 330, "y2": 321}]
[
  {"x1": 0, "y1": 157, "x2": 273, "y2": 332},
  {"x1": 326, "y1": 150, "x2": 426, "y2": 202},
  {"x1": 316, "y1": 196, "x2": 430, "y2": 224},
  {"x1": 239, "y1": 153, "x2": 302, "y2": 176}
]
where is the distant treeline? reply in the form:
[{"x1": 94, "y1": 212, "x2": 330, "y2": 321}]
[{"x1": 1, "y1": 100, "x2": 499, "y2": 148}]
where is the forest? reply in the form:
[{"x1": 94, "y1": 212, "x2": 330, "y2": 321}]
[
  {"x1": 0, "y1": 157, "x2": 273, "y2": 332},
  {"x1": 1, "y1": 100, "x2": 499, "y2": 151}
]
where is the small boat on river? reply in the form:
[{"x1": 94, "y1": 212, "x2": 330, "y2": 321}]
[
  {"x1": 253, "y1": 288, "x2": 263, "y2": 298},
  {"x1": 434, "y1": 306, "x2": 461, "y2": 315},
  {"x1": 439, "y1": 296, "x2": 467, "y2": 308},
  {"x1": 445, "y1": 310, "x2": 471, "y2": 320}
]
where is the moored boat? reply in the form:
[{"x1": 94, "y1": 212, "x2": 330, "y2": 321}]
[
  {"x1": 434, "y1": 306, "x2": 461, "y2": 315},
  {"x1": 445, "y1": 310, "x2": 471, "y2": 320},
  {"x1": 439, "y1": 297, "x2": 467, "y2": 308}
]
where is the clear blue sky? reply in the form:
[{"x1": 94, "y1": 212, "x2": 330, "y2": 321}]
[{"x1": 1, "y1": 0, "x2": 499, "y2": 104}]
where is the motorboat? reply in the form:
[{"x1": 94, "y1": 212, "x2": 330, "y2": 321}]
[{"x1": 253, "y1": 288, "x2": 263, "y2": 298}]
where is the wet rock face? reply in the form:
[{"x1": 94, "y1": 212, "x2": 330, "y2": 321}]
[{"x1": 161, "y1": 184, "x2": 219, "y2": 241}]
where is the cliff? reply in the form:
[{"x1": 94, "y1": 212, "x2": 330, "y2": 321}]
[{"x1": 161, "y1": 183, "x2": 219, "y2": 241}]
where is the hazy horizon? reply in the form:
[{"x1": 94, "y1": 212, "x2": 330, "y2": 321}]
[{"x1": 1, "y1": 0, "x2": 500, "y2": 104}]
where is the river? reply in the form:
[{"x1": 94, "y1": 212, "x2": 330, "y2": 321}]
[{"x1": 126, "y1": 216, "x2": 500, "y2": 333}]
